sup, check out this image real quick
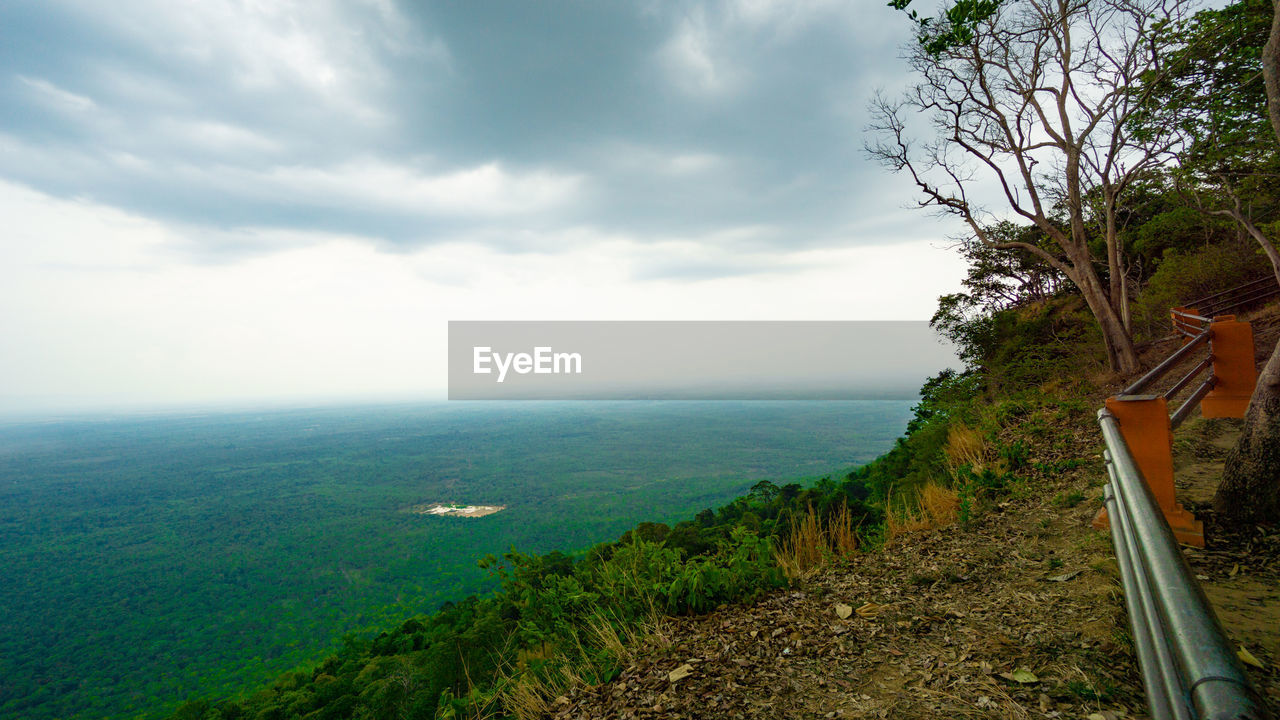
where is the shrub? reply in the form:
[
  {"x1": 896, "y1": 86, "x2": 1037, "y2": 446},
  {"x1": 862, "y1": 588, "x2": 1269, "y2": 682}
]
[{"x1": 1131, "y1": 239, "x2": 1271, "y2": 339}]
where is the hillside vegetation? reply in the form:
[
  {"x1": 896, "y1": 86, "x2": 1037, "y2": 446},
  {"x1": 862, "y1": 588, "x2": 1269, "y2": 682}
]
[{"x1": 0, "y1": 403, "x2": 910, "y2": 720}]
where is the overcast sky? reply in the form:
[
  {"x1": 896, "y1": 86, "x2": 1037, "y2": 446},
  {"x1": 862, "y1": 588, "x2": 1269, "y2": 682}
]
[{"x1": 0, "y1": 0, "x2": 968, "y2": 412}]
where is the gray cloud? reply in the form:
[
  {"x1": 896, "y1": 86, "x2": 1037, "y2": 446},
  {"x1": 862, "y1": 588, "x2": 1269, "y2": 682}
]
[{"x1": 0, "y1": 0, "x2": 933, "y2": 275}]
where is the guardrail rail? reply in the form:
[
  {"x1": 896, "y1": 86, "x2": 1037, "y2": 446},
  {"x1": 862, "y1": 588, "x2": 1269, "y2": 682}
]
[{"x1": 1094, "y1": 284, "x2": 1272, "y2": 719}]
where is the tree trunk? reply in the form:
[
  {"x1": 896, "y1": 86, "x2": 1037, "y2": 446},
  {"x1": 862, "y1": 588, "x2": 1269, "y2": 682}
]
[
  {"x1": 1214, "y1": 0, "x2": 1280, "y2": 526},
  {"x1": 1104, "y1": 191, "x2": 1128, "y2": 332},
  {"x1": 1068, "y1": 260, "x2": 1141, "y2": 374},
  {"x1": 1214, "y1": 348, "x2": 1280, "y2": 523},
  {"x1": 1264, "y1": 0, "x2": 1280, "y2": 144}
]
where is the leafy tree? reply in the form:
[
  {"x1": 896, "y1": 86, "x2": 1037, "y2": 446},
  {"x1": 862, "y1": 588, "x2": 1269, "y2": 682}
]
[
  {"x1": 931, "y1": 222, "x2": 1069, "y2": 366},
  {"x1": 1140, "y1": 0, "x2": 1280, "y2": 263},
  {"x1": 1133, "y1": 0, "x2": 1280, "y2": 522},
  {"x1": 748, "y1": 480, "x2": 780, "y2": 504}
]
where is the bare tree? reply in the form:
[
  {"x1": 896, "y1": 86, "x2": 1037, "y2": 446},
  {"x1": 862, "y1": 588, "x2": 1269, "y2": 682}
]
[{"x1": 869, "y1": 0, "x2": 1194, "y2": 373}]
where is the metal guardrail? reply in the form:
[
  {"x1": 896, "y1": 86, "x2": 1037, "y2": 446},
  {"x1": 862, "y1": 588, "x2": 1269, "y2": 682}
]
[
  {"x1": 1121, "y1": 327, "x2": 1215, "y2": 431},
  {"x1": 1095, "y1": 279, "x2": 1274, "y2": 718},
  {"x1": 1099, "y1": 412, "x2": 1271, "y2": 720},
  {"x1": 1184, "y1": 276, "x2": 1280, "y2": 320}
]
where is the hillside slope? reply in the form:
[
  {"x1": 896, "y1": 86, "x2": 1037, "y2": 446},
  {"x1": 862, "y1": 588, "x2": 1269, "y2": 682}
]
[
  {"x1": 157, "y1": 301, "x2": 1280, "y2": 720},
  {"x1": 549, "y1": 313, "x2": 1280, "y2": 720},
  {"x1": 551, "y1": 416, "x2": 1141, "y2": 719}
]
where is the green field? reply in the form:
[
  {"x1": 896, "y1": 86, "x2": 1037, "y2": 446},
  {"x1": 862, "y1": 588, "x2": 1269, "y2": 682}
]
[{"x1": 0, "y1": 400, "x2": 913, "y2": 720}]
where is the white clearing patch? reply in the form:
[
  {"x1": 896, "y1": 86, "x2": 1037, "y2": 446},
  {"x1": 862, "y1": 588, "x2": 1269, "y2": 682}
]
[{"x1": 412, "y1": 503, "x2": 505, "y2": 518}]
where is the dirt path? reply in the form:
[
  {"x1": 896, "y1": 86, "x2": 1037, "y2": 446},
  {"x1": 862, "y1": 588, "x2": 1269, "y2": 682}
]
[
  {"x1": 554, "y1": 463, "x2": 1151, "y2": 719},
  {"x1": 1174, "y1": 416, "x2": 1280, "y2": 708}
]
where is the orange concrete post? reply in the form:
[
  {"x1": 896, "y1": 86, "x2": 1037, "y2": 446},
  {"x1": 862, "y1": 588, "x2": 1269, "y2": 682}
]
[
  {"x1": 1202, "y1": 316, "x2": 1257, "y2": 419},
  {"x1": 1091, "y1": 395, "x2": 1204, "y2": 547},
  {"x1": 1170, "y1": 306, "x2": 1202, "y2": 343}
]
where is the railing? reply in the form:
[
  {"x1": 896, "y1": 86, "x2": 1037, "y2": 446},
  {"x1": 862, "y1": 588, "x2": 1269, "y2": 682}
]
[
  {"x1": 1121, "y1": 326, "x2": 1214, "y2": 431},
  {"x1": 1095, "y1": 312, "x2": 1257, "y2": 547},
  {"x1": 1183, "y1": 276, "x2": 1280, "y2": 322},
  {"x1": 1093, "y1": 284, "x2": 1271, "y2": 719},
  {"x1": 1100, "y1": 416, "x2": 1269, "y2": 720}
]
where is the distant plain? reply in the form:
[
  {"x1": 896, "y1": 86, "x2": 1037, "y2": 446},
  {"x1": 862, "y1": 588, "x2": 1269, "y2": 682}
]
[{"x1": 0, "y1": 400, "x2": 913, "y2": 719}]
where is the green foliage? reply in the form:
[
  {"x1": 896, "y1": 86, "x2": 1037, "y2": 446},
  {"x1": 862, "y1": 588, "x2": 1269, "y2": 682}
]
[
  {"x1": 1130, "y1": 206, "x2": 1227, "y2": 261},
  {"x1": 887, "y1": 0, "x2": 1004, "y2": 55},
  {"x1": 1128, "y1": 0, "x2": 1280, "y2": 274},
  {"x1": 0, "y1": 403, "x2": 912, "y2": 720},
  {"x1": 953, "y1": 464, "x2": 1011, "y2": 525},
  {"x1": 930, "y1": 224, "x2": 1068, "y2": 370},
  {"x1": 1053, "y1": 490, "x2": 1086, "y2": 509},
  {"x1": 1064, "y1": 678, "x2": 1117, "y2": 702},
  {"x1": 935, "y1": 289, "x2": 1102, "y2": 395},
  {"x1": 1130, "y1": 238, "x2": 1272, "y2": 338},
  {"x1": 1137, "y1": 0, "x2": 1276, "y2": 184},
  {"x1": 158, "y1": 483, "x2": 853, "y2": 720}
]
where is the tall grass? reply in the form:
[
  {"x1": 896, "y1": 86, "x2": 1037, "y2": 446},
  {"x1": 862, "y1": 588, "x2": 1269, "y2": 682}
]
[
  {"x1": 775, "y1": 502, "x2": 860, "y2": 579},
  {"x1": 944, "y1": 422, "x2": 987, "y2": 470},
  {"x1": 885, "y1": 482, "x2": 959, "y2": 544},
  {"x1": 494, "y1": 612, "x2": 671, "y2": 720}
]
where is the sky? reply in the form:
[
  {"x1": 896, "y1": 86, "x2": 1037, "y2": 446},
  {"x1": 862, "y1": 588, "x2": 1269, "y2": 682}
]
[{"x1": 0, "y1": 0, "x2": 969, "y2": 412}]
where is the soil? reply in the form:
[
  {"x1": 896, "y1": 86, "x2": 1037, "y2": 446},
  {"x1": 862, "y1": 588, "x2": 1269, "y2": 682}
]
[{"x1": 554, "y1": 476, "x2": 1145, "y2": 720}]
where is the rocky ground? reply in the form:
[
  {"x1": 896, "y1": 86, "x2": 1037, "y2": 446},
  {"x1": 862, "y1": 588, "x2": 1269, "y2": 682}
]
[{"x1": 544, "y1": 308, "x2": 1280, "y2": 720}]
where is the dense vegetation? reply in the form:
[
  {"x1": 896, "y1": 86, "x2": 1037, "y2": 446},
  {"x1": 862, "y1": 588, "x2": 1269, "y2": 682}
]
[
  {"x1": 0, "y1": 402, "x2": 911, "y2": 720},
  {"x1": 148, "y1": 275, "x2": 1130, "y2": 720}
]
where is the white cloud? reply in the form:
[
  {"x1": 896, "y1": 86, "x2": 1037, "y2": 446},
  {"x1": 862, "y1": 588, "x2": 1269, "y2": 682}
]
[
  {"x1": 0, "y1": 132, "x2": 580, "y2": 226},
  {"x1": 155, "y1": 119, "x2": 284, "y2": 155},
  {"x1": 667, "y1": 153, "x2": 720, "y2": 174},
  {"x1": 260, "y1": 160, "x2": 583, "y2": 218},
  {"x1": 597, "y1": 142, "x2": 726, "y2": 177},
  {"x1": 659, "y1": 9, "x2": 740, "y2": 97},
  {"x1": 17, "y1": 75, "x2": 97, "y2": 113},
  {"x1": 46, "y1": 0, "x2": 446, "y2": 124}
]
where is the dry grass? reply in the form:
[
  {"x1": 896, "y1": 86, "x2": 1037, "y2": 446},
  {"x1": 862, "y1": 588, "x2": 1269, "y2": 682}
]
[
  {"x1": 884, "y1": 500, "x2": 931, "y2": 544},
  {"x1": 944, "y1": 422, "x2": 987, "y2": 470},
  {"x1": 495, "y1": 614, "x2": 674, "y2": 720},
  {"x1": 920, "y1": 482, "x2": 960, "y2": 525},
  {"x1": 777, "y1": 505, "x2": 824, "y2": 577},
  {"x1": 775, "y1": 502, "x2": 860, "y2": 579},
  {"x1": 496, "y1": 648, "x2": 591, "y2": 720},
  {"x1": 910, "y1": 678, "x2": 1032, "y2": 720},
  {"x1": 885, "y1": 482, "x2": 960, "y2": 545},
  {"x1": 828, "y1": 501, "x2": 860, "y2": 556},
  {"x1": 498, "y1": 671, "x2": 553, "y2": 720},
  {"x1": 584, "y1": 612, "x2": 670, "y2": 665}
]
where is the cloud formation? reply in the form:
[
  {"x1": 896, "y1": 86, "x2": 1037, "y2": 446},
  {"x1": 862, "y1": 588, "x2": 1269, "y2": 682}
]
[
  {"x1": 1, "y1": 0, "x2": 937, "y2": 255},
  {"x1": 0, "y1": 0, "x2": 968, "y2": 408}
]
